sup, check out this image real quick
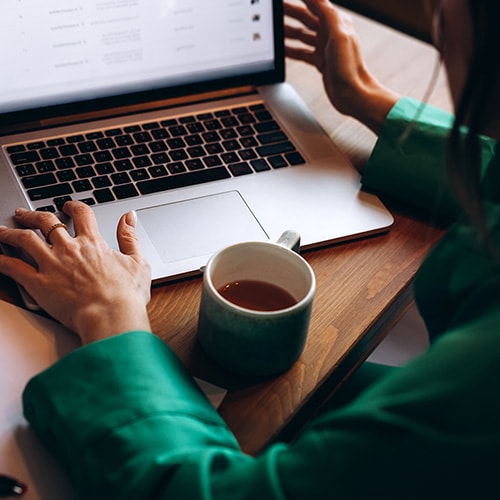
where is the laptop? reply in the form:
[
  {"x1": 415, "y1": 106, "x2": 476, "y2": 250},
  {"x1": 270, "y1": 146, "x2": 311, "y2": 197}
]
[{"x1": 0, "y1": 0, "x2": 393, "y2": 308}]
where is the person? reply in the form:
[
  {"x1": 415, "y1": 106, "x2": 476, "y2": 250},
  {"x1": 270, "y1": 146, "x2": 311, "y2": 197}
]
[{"x1": 0, "y1": 0, "x2": 499, "y2": 497}]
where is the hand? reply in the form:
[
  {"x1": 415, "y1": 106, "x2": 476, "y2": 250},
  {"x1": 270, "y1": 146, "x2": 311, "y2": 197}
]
[
  {"x1": 284, "y1": 0, "x2": 400, "y2": 132},
  {"x1": 0, "y1": 201, "x2": 152, "y2": 345}
]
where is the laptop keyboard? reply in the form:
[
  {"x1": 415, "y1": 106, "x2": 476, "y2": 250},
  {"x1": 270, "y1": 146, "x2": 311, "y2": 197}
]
[{"x1": 5, "y1": 103, "x2": 305, "y2": 213}]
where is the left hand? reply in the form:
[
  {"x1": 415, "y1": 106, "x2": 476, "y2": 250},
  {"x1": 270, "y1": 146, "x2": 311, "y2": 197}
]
[{"x1": 0, "y1": 201, "x2": 152, "y2": 344}]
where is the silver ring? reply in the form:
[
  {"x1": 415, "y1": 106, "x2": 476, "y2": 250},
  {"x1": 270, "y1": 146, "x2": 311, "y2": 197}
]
[{"x1": 43, "y1": 222, "x2": 68, "y2": 244}]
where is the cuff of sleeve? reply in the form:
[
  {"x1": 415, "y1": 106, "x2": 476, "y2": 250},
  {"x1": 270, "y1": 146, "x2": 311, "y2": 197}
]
[
  {"x1": 361, "y1": 97, "x2": 460, "y2": 224},
  {"x1": 22, "y1": 331, "x2": 229, "y2": 461}
]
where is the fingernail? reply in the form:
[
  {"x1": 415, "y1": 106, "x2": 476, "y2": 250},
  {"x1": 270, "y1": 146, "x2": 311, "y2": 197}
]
[
  {"x1": 126, "y1": 210, "x2": 137, "y2": 227},
  {"x1": 15, "y1": 208, "x2": 28, "y2": 216}
]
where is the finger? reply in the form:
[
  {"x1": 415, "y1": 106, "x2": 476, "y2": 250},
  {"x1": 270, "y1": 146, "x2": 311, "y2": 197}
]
[
  {"x1": 116, "y1": 210, "x2": 142, "y2": 257},
  {"x1": 284, "y1": 1, "x2": 319, "y2": 32},
  {"x1": 0, "y1": 225, "x2": 50, "y2": 264},
  {"x1": 0, "y1": 250, "x2": 39, "y2": 284},
  {"x1": 302, "y1": 0, "x2": 349, "y2": 36},
  {"x1": 314, "y1": 2, "x2": 355, "y2": 39},
  {"x1": 14, "y1": 208, "x2": 71, "y2": 245},
  {"x1": 0, "y1": 253, "x2": 42, "y2": 300},
  {"x1": 62, "y1": 200, "x2": 99, "y2": 238},
  {"x1": 285, "y1": 43, "x2": 318, "y2": 67},
  {"x1": 301, "y1": 0, "x2": 333, "y2": 17},
  {"x1": 284, "y1": 23, "x2": 317, "y2": 47}
]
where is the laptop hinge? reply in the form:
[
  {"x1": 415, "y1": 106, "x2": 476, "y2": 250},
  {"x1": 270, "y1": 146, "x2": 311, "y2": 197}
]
[{"x1": 40, "y1": 85, "x2": 258, "y2": 129}]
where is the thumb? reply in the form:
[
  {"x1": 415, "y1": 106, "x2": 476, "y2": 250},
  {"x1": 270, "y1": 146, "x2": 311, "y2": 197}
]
[{"x1": 117, "y1": 210, "x2": 141, "y2": 256}]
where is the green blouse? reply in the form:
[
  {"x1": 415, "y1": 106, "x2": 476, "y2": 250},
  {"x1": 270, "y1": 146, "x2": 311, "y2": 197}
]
[{"x1": 22, "y1": 98, "x2": 500, "y2": 499}]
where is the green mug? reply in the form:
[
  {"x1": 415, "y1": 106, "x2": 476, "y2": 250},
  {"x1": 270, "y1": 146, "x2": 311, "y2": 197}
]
[{"x1": 197, "y1": 231, "x2": 316, "y2": 377}]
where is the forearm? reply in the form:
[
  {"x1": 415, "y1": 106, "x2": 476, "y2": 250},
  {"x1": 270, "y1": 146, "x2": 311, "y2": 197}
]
[
  {"x1": 73, "y1": 301, "x2": 151, "y2": 344},
  {"x1": 22, "y1": 332, "x2": 241, "y2": 499},
  {"x1": 342, "y1": 72, "x2": 400, "y2": 134},
  {"x1": 22, "y1": 330, "x2": 289, "y2": 500}
]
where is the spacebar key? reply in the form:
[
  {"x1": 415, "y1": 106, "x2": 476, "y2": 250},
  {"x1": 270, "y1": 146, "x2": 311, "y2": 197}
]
[{"x1": 137, "y1": 166, "x2": 231, "y2": 195}]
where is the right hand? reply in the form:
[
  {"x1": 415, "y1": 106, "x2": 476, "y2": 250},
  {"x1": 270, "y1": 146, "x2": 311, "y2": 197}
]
[{"x1": 284, "y1": 0, "x2": 400, "y2": 132}]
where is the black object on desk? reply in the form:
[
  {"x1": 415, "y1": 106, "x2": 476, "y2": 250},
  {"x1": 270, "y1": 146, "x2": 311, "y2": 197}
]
[{"x1": 0, "y1": 475, "x2": 26, "y2": 498}]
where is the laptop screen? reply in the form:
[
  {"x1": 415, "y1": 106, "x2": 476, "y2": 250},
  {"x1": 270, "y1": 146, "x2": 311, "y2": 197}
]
[{"x1": 1, "y1": 0, "x2": 282, "y2": 129}]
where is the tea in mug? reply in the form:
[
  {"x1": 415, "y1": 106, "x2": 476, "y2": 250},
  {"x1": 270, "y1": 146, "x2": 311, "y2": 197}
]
[{"x1": 217, "y1": 279, "x2": 297, "y2": 311}]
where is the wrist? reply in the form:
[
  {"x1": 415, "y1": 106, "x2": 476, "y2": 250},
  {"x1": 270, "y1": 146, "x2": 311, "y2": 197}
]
[
  {"x1": 73, "y1": 302, "x2": 151, "y2": 344},
  {"x1": 350, "y1": 74, "x2": 400, "y2": 133}
]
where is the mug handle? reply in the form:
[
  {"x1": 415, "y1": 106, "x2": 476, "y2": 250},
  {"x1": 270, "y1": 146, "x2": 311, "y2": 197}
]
[{"x1": 276, "y1": 230, "x2": 301, "y2": 254}]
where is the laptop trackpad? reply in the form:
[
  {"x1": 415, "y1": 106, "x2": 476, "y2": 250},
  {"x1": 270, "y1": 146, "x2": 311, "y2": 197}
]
[{"x1": 136, "y1": 191, "x2": 268, "y2": 265}]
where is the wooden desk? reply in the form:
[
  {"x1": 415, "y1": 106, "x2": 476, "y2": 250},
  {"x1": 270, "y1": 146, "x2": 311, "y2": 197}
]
[{"x1": 0, "y1": 10, "x2": 451, "y2": 456}]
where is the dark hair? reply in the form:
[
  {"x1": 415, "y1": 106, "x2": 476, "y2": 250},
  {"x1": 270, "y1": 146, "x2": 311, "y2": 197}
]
[{"x1": 447, "y1": 0, "x2": 500, "y2": 251}]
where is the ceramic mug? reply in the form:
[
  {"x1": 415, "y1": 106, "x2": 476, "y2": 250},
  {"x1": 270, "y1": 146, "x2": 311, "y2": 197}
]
[{"x1": 197, "y1": 231, "x2": 316, "y2": 377}]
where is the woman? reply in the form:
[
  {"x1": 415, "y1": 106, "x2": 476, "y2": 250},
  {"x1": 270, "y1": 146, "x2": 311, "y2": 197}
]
[{"x1": 0, "y1": 0, "x2": 499, "y2": 498}]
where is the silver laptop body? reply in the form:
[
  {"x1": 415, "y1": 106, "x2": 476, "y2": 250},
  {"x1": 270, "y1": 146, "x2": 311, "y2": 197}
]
[{"x1": 0, "y1": 0, "x2": 393, "y2": 306}]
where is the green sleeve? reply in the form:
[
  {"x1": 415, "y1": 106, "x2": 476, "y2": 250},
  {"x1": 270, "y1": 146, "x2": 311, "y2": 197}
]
[
  {"x1": 361, "y1": 97, "x2": 496, "y2": 224},
  {"x1": 22, "y1": 306, "x2": 500, "y2": 500},
  {"x1": 22, "y1": 332, "x2": 244, "y2": 499}
]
